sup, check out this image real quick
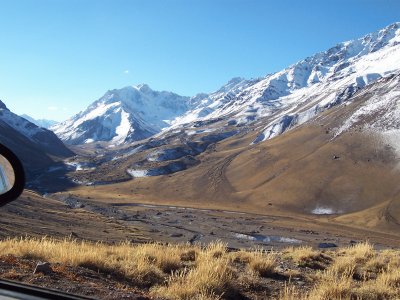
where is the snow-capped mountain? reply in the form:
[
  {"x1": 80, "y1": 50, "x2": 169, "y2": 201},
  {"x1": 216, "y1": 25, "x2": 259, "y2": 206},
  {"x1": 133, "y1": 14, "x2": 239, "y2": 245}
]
[
  {"x1": 20, "y1": 114, "x2": 58, "y2": 129},
  {"x1": 52, "y1": 84, "x2": 191, "y2": 145},
  {"x1": 54, "y1": 22, "x2": 400, "y2": 146},
  {"x1": 0, "y1": 100, "x2": 74, "y2": 172}
]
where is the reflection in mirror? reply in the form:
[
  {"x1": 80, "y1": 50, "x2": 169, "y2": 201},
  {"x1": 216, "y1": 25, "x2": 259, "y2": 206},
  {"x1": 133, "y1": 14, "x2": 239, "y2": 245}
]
[{"x1": 0, "y1": 154, "x2": 15, "y2": 195}]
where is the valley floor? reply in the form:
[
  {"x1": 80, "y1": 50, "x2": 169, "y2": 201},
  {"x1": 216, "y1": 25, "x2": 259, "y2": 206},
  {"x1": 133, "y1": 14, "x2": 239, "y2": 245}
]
[{"x1": 51, "y1": 194, "x2": 400, "y2": 250}]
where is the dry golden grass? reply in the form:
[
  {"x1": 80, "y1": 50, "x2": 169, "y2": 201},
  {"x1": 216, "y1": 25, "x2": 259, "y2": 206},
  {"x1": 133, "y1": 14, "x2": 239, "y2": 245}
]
[
  {"x1": 341, "y1": 240, "x2": 375, "y2": 262},
  {"x1": 0, "y1": 237, "x2": 188, "y2": 287},
  {"x1": 281, "y1": 242, "x2": 400, "y2": 300},
  {"x1": 325, "y1": 255, "x2": 357, "y2": 278},
  {"x1": 231, "y1": 248, "x2": 277, "y2": 277},
  {"x1": 151, "y1": 257, "x2": 233, "y2": 299},
  {"x1": 0, "y1": 238, "x2": 399, "y2": 299},
  {"x1": 283, "y1": 245, "x2": 328, "y2": 269},
  {"x1": 284, "y1": 245, "x2": 320, "y2": 263},
  {"x1": 151, "y1": 241, "x2": 234, "y2": 299}
]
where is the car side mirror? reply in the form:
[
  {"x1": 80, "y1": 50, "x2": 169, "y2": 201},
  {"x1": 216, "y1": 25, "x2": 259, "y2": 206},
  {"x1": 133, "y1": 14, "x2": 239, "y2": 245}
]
[{"x1": 0, "y1": 143, "x2": 25, "y2": 206}]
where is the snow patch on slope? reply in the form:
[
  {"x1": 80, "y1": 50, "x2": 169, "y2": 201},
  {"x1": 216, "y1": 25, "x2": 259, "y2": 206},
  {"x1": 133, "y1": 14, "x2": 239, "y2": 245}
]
[
  {"x1": 127, "y1": 169, "x2": 148, "y2": 178},
  {"x1": 112, "y1": 109, "x2": 131, "y2": 144}
]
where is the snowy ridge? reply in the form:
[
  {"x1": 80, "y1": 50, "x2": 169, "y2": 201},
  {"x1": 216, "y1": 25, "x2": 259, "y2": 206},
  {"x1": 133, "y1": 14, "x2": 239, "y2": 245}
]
[
  {"x1": 168, "y1": 77, "x2": 257, "y2": 128},
  {"x1": 165, "y1": 22, "x2": 400, "y2": 141}
]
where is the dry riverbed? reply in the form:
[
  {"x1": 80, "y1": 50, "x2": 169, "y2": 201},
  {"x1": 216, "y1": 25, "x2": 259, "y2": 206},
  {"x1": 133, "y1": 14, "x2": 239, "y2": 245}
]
[{"x1": 50, "y1": 194, "x2": 394, "y2": 250}]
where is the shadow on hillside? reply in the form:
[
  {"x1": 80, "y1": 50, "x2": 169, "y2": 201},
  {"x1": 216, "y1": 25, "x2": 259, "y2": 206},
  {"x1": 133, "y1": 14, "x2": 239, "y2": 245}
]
[{"x1": 25, "y1": 162, "x2": 78, "y2": 194}]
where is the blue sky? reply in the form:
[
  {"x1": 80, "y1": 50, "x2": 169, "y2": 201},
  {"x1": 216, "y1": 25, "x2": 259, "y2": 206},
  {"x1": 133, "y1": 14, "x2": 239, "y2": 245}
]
[{"x1": 0, "y1": 0, "x2": 399, "y2": 121}]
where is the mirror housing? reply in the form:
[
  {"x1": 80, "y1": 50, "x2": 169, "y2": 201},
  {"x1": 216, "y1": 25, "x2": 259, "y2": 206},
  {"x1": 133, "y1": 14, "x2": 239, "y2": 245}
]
[{"x1": 0, "y1": 144, "x2": 25, "y2": 206}]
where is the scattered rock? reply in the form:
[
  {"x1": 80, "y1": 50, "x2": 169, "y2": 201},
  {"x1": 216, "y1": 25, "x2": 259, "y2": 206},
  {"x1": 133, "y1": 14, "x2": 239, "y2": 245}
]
[
  {"x1": 333, "y1": 155, "x2": 340, "y2": 160},
  {"x1": 167, "y1": 220, "x2": 179, "y2": 224},
  {"x1": 297, "y1": 281, "x2": 305, "y2": 286},
  {"x1": 318, "y1": 242, "x2": 338, "y2": 248},
  {"x1": 299, "y1": 229, "x2": 318, "y2": 235},
  {"x1": 189, "y1": 234, "x2": 203, "y2": 245},
  {"x1": 170, "y1": 233, "x2": 183, "y2": 238},
  {"x1": 33, "y1": 262, "x2": 52, "y2": 275},
  {"x1": 182, "y1": 214, "x2": 195, "y2": 218}
]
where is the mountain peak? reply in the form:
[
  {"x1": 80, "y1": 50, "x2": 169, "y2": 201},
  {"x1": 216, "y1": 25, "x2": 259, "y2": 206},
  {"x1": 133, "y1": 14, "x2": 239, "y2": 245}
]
[
  {"x1": 227, "y1": 77, "x2": 245, "y2": 85},
  {"x1": 0, "y1": 100, "x2": 9, "y2": 111},
  {"x1": 134, "y1": 83, "x2": 152, "y2": 93},
  {"x1": 384, "y1": 21, "x2": 400, "y2": 31}
]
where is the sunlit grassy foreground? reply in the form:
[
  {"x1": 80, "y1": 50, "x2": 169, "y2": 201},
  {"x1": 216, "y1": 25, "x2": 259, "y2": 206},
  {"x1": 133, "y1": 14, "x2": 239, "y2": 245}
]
[{"x1": 0, "y1": 238, "x2": 399, "y2": 299}]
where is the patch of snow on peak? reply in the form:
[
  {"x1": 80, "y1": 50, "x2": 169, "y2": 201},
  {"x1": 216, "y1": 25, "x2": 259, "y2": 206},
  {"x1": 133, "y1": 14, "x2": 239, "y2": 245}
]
[
  {"x1": 77, "y1": 102, "x2": 120, "y2": 128},
  {"x1": 112, "y1": 109, "x2": 131, "y2": 144}
]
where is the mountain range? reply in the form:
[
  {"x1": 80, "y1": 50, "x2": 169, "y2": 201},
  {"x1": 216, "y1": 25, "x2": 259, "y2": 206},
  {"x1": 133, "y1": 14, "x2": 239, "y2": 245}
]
[
  {"x1": 20, "y1": 114, "x2": 58, "y2": 129},
  {"x1": 52, "y1": 22, "x2": 400, "y2": 148}
]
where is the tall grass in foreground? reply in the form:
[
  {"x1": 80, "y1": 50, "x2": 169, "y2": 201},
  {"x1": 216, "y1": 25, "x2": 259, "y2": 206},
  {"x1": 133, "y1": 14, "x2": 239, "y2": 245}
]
[
  {"x1": 0, "y1": 238, "x2": 399, "y2": 299},
  {"x1": 281, "y1": 242, "x2": 400, "y2": 300}
]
